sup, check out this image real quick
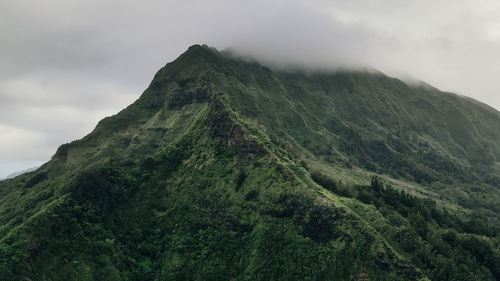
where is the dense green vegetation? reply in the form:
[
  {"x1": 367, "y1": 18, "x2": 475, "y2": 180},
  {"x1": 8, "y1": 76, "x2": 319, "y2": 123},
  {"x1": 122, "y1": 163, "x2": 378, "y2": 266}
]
[
  {"x1": 0, "y1": 44, "x2": 499, "y2": 280},
  {"x1": 311, "y1": 172, "x2": 500, "y2": 280}
]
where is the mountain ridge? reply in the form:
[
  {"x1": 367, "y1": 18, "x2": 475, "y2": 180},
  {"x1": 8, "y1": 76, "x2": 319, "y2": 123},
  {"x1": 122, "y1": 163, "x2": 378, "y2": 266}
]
[{"x1": 1, "y1": 44, "x2": 499, "y2": 280}]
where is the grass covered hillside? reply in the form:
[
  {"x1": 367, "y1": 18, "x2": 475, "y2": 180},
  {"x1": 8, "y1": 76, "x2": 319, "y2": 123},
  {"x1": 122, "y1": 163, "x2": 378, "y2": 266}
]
[{"x1": 0, "y1": 45, "x2": 499, "y2": 280}]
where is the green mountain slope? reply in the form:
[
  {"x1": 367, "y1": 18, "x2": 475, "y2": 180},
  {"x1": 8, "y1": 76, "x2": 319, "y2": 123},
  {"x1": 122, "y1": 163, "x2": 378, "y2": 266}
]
[{"x1": 1, "y1": 45, "x2": 499, "y2": 280}]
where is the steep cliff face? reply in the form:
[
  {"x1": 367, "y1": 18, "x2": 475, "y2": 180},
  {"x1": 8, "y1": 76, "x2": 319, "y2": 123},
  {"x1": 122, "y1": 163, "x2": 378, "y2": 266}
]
[{"x1": 0, "y1": 45, "x2": 499, "y2": 280}]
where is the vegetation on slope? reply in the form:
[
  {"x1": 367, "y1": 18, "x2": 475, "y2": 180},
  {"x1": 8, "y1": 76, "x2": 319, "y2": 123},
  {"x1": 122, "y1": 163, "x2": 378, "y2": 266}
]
[{"x1": 0, "y1": 44, "x2": 499, "y2": 280}]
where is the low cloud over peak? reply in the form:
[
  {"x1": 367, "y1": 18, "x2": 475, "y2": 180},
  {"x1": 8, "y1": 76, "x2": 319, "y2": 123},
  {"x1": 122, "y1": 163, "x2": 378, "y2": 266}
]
[{"x1": 1, "y1": 0, "x2": 500, "y2": 177}]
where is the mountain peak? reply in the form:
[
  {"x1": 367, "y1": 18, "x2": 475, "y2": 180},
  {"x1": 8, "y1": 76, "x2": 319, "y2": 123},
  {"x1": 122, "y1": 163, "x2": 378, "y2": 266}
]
[
  {"x1": 186, "y1": 43, "x2": 218, "y2": 53},
  {"x1": 2, "y1": 45, "x2": 500, "y2": 280},
  {"x1": 178, "y1": 44, "x2": 220, "y2": 63},
  {"x1": 150, "y1": 44, "x2": 222, "y2": 84}
]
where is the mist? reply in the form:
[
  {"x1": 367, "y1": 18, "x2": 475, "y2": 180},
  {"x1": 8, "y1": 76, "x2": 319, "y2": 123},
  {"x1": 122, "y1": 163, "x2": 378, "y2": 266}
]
[{"x1": 1, "y1": 0, "x2": 500, "y2": 177}]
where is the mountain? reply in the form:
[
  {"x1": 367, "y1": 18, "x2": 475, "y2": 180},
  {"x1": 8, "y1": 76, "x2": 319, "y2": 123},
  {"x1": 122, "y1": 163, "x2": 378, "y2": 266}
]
[
  {"x1": 3, "y1": 166, "x2": 39, "y2": 180},
  {"x1": 1, "y1": 44, "x2": 499, "y2": 281}
]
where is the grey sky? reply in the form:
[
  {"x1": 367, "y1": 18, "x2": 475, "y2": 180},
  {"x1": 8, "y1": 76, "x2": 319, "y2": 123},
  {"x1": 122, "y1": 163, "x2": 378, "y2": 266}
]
[{"x1": 1, "y1": 0, "x2": 500, "y2": 178}]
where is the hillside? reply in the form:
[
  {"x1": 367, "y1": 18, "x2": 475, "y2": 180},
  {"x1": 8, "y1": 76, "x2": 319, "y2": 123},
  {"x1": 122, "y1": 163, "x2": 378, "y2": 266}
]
[{"x1": 0, "y1": 44, "x2": 499, "y2": 280}]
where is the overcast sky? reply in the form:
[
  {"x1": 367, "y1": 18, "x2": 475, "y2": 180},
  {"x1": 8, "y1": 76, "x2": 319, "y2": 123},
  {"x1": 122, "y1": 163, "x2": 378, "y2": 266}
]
[{"x1": 1, "y1": 0, "x2": 500, "y2": 178}]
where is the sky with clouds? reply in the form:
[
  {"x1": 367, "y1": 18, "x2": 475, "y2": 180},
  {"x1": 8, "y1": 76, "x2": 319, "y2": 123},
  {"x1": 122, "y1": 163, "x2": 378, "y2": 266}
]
[{"x1": 1, "y1": 0, "x2": 500, "y2": 178}]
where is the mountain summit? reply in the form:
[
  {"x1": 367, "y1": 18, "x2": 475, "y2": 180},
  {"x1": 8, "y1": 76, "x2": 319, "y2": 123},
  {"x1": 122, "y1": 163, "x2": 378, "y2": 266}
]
[{"x1": 1, "y1": 45, "x2": 499, "y2": 280}]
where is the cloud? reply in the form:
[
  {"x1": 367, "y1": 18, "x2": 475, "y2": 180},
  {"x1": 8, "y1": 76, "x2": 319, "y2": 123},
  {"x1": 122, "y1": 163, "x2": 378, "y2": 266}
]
[
  {"x1": 0, "y1": 74, "x2": 137, "y2": 158},
  {"x1": 1, "y1": 0, "x2": 500, "y2": 177},
  {"x1": 0, "y1": 123, "x2": 48, "y2": 160}
]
